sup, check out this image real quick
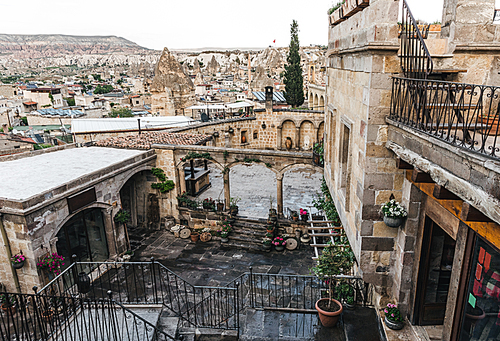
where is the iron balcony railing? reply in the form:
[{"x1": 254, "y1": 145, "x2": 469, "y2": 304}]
[
  {"x1": 390, "y1": 77, "x2": 500, "y2": 159},
  {"x1": 400, "y1": 0, "x2": 433, "y2": 79},
  {"x1": 0, "y1": 291, "x2": 176, "y2": 341}
]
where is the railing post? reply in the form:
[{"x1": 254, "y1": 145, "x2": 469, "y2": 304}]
[
  {"x1": 151, "y1": 257, "x2": 158, "y2": 304},
  {"x1": 107, "y1": 290, "x2": 120, "y2": 341},
  {"x1": 249, "y1": 266, "x2": 254, "y2": 308},
  {"x1": 235, "y1": 282, "x2": 240, "y2": 338}
]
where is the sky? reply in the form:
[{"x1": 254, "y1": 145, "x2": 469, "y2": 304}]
[{"x1": 0, "y1": 0, "x2": 448, "y2": 50}]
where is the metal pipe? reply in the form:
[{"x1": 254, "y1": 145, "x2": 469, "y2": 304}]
[{"x1": 0, "y1": 213, "x2": 21, "y2": 293}]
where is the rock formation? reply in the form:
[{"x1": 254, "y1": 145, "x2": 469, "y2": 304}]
[
  {"x1": 206, "y1": 56, "x2": 220, "y2": 74},
  {"x1": 151, "y1": 48, "x2": 195, "y2": 116},
  {"x1": 250, "y1": 66, "x2": 274, "y2": 92}
]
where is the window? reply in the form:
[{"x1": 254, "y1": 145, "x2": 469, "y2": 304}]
[
  {"x1": 338, "y1": 121, "x2": 351, "y2": 210},
  {"x1": 458, "y1": 237, "x2": 500, "y2": 340}
]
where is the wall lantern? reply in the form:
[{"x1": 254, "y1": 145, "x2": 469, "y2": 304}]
[
  {"x1": 261, "y1": 123, "x2": 267, "y2": 130},
  {"x1": 77, "y1": 272, "x2": 91, "y2": 294},
  {"x1": 213, "y1": 131, "x2": 220, "y2": 138},
  {"x1": 228, "y1": 127, "x2": 234, "y2": 134}
]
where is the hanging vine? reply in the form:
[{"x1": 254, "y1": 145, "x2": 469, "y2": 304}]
[
  {"x1": 234, "y1": 156, "x2": 272, "y2": 168},
  {"x1": 181, "y1": 152, "x2": 213, "y2": 162},
  {"x1": 151, "y1": 168, "x2": 175, "y2": 193}
]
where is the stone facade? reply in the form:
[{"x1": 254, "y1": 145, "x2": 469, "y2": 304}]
[{"x1": 0, "y1": 146, "x2": 156, "y2": 293}]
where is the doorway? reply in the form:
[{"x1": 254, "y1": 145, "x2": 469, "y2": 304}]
[
  {"x1": 415, "y1": 217, "x2": 457, "y2": 325},
  {"x1": 56, "y1": 208, "x2": 109, "y2": 270}
]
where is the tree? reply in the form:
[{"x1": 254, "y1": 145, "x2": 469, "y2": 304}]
[
  {"x1": 64, "y1": 97, "x2": 75, "y2": 106},
  {"x1": 283, "y1": 20, "x2": 304, "y2": 108},
  {"x1": 94, "y1": 84, "x2": 114, "y2": 94},
  {"x1": 108, "y1": 108, "x2": 134, "y2": 118}
]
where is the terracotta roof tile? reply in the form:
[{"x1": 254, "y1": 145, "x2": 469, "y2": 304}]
[{"x1": 94, "y1": 132, "x2": 211, "y2": 150}]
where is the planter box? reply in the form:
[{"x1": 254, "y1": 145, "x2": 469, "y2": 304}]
[
  {"x1": 343, "y1": 0, "x2": 361, "y2": 17},
  {"x1": 357, "y1": 0, "x2": 369, "y2": 8},
  {"x1": 331, "y1": 7, "x2": 345, "y2": 25}
]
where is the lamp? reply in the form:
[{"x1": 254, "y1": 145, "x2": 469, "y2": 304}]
[
  {"x1": 261, "y1": 123, "x2": 267, "y2": 129},
  {"x1": 228, "y1": 127, "x2": 234, "y2": 134},
  {"x1": 213, "y1": 131, "x2": 219, "y2": 138},
  {"x1": 77, "y1": 272, "x2": 91, "y2": 294}
]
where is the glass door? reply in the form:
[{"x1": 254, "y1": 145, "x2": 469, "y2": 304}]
[
  {"x1": 415, "y1": 217, "x2": 456, "y2": 325},
  {"x1": 459, "y1": 237, "x2": 500, "y2": 340}
]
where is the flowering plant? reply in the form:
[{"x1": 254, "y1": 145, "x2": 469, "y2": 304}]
[
  {"x1": 272, "y1": 236, "x2": 286, "y2": 247},
  {"x1": 11, "y1": 254, "x2": 25, "y2": 264},
  {"x1": 220, "y1": 231, "x2": 229, "y2": 238},
  {"x1": 202, "y1": 197, "x2": 216, "y2": 210},
  {"x1": 381, "y1": 199, "x2": 407, "y2": 218},
  {"x1": 0, "y1": 294, "x2": 15, "y2": 306},
  {"x1": 37, "y1": 253, "x2": 65, "y2": 276},
  {"x1": 262, "y1": 237, "x2": 272, "y2": 245},
  {"x1": 265, "y1": 232, "x2": 274, "y2": 239},
  {"x1": 384, "y1": 303, "x2": 403, "y2": 322},
  {"x1": 299, "y1": 208, "x2": 308, "y2": 217},
  {"x1": 202, "y1": 227, "x2": 212, "y2": 233}
]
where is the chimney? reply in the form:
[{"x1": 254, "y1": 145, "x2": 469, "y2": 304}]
[{"x1": 265, "y1": 86, "x2": 273, "y2": 111}]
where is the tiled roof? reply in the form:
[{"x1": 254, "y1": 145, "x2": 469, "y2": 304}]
[
  {"x1": 23, "y1": 101, "x2": 37, "y2": 105},
  {"x1": 0, "y1": 133, "x2": 36, "y2": 144},
  {"x1": 94, "y1": 132, "x2": 211, "y2": 150}
]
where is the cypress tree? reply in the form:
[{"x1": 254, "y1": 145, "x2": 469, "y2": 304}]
[{"x1": 283, "y1": 20, "x2": 304, "y2": 108}]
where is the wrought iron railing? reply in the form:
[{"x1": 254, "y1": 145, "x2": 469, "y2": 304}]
[
  {"x1": 390, "y1": 77, "x2": 500, "y2": 159},
  {"x1": 400, "y1": 0, "x2": 433, "y2": 79},
  {"x1": 0, "y1": 291, "x2": 176, "y2": 341},
  {"x1": 226, "y1": 268, "x2": 371, "y2": 313},
  {"x1": 38, "y1": 259, "x2": 239, "y2": 331}
]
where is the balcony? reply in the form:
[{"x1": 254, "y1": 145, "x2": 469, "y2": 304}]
[{"x1": 389, "y1": 77, "x2": 500, "y2": 161}]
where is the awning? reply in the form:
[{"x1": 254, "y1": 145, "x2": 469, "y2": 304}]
[
  {"x1": 226, "y1": 102, "x2": 254, "y2": 109},
  {"x1": 186, "y1": 104, "x2": 226, "y2": 110}
]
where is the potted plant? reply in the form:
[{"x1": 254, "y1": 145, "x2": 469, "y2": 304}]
[
  {"x1": 313, "y1": 139, "x2": 324, "y2": 167},
  {"x1": 299, "y1": 208, "x2": 308, "y2": 222},
  {"x1": 11, "y1": 253, "x2": 26, "y2": 270},
  {"x1": 230, "y1": 197, "x2": 241, "y2": 216},
  {"x1": 177, "y1": 191, "x2": 188, "y2": 207},
  {"x1": 266, "y1": 223, "x2": 275, "y2": 234},
  {"x1": 216, "y1": 200, "x2": 225, "y2": 212},
  {"x1": 122, "y1": 250, "x2": 134, "y2": 261},
  {"x1": 200, "y1": 227, "x2": 213, "y2": 242},
  {"x1": 338, "y1": 282, "x2": 355, "y2": 310},
  {"x1": 381, "y1": 199, "x2": 407, "y2": 228},
  {"x1": 190, "y1": 230, "x2": 200, "y2": 242},
  {"x1": 311, "y1": 243, "x2": 354, "y2": 328},
  {"x1": 291, "y1": 211, "x2": 299, "y2": 221},
  {"x1": 114, "y1": 209, "x2": 130, "y2": 225},
  {"x1": 272, "y1": 236, "x2": 286, "y2": 251},
  {"x1": 37, "y1": 253, "x2": 65, "y2": 276},
  {"x1": 202, "y1": 197, "x2": 216, "y2": 211},
  {"x1": 262, "y1": 237, "x2": 272, "y2": 250},
  {"x1": 42, "y1": 308, "x2": 55, "y2": 322},
  {"x1": 220, "y1": 231, "x2": 229, "y2": 243},
  {"x1": 384, "y1": 303, "x2": 404, "y2": 330},
  {"x1": 0, "y1": 294, "x2": 16, "y2": 316}
]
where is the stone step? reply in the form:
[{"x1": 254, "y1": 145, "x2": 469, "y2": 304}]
[
  {"x1": 222, "y1": 240, "x2": 264, "y2": 252},
  {"x1": 231, "y1": 227, "x2": 267, "y2": 237},
  {"x1": 229, "y1": 234, "x2": 263, "y2": 244}
]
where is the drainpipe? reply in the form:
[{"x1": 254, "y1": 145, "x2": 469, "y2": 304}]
[{"x1": 0, "y1": 213, "x2": 21, "y2": 293}]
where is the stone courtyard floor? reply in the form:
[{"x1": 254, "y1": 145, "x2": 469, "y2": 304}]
[
  {"x1": 196, "y1": 163, "x2": 322, "y2": 218},
  {"x1": 129, "y1": 228, "x2": 381, "y2": 341}
]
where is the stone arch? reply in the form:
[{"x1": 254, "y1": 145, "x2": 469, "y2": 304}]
[
  {"x1": 116, "y1": 164, "x2": 155, "y2": 193},
  {"x1": 314, "y1": 94, "x2": 319, "y2": 108},
  {"x1": 50, "y1": 202, "x2": 112, "y2": 241},
  {"x1": 175, "y1": 157, "x2": 224, "y2": 172},
  {"x1": 278, "y1": 163, "x2": 323, "y2": 178},
  {"x1": 227, "y1": 161, "x2": 279, "y2": 175},
  {"x1": 299, "y1": 119, "x2": 315, "y2": 150},
  {"x1": 319, "y1": 95, "x2": 325, "y2": 108},
  {"x1": 280, "y1": 119, "x2": 298, "y2": 150},
  {"x1": 318, "y1": 121, "x2": 325, "y2": 141}
]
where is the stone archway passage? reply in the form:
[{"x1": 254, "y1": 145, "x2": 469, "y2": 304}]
[{"x1": 56, "y1": 208, "x2": 109, "y2": 271}]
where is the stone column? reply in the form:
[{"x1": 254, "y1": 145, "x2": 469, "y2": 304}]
[
  {"x1": 314, "y1": 127, "x2": 320, "y2": 146},
  {"x1": 223, "y1": 169, "x2": 231, "y2": 210},
  {"x1": 295, "y1": 125, "x2": 300, "y2": 150},
  {"x1": 277, "y1": 126, "x2": 282, "y2": 150},
  {"x1": 178, "y1": 165, "x2": 186, "y2": 194},
  {"x1": 277, "y1": 174, "x2": 284, "y2": 217},
  {"x1": 103, "y1": 207, "x2": 118, "y2": 259}
]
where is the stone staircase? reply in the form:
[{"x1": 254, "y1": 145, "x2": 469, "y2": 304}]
[{"x1": 223, "y1": 217, "x2": 269, "y2": 251}]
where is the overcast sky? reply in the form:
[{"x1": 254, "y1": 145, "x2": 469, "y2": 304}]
[{"x1": 0, "y1": 0, "x2": 448, "y2": 50}]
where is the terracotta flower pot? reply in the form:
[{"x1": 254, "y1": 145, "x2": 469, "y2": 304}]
[
  {"x1": 315, "y1": 298, "x2": 343, "y2": 328},
  {"x1": 190, "y1": 232, "x2": 199, "y2": 242},
  {"x1": 292, "y1": 216, "x2": 298, "y2": 221},
  {"x1": 1, "y1": 303, "x2": 16, "y2": 316}
]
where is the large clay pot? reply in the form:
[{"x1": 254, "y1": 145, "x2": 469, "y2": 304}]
[
  {"x1": 1, "y1": 303, "x2": 16, "y2": 316},
  {"x1": 315, "y1": 298, "x2": 343, "y2": 328},
  {"x1": 216, "y1": 203, "x2": 224, "y2": 212},
  {"x1": 190, "y1": 232, "x2": 199, "y2": 242},
  {"x1": 241, "y1": 135, "x2": 246, "y2": 144},
  {"x1": 285, "y1": 137, "x2": 292, "y2": 150}
]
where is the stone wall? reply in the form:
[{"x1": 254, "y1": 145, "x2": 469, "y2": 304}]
[
  {"x1": 324, "y1": 0, "x2": 403, "y2": 309},
  {"x1": 171, "y1": 109, "x2": 324, "y2": 151},
  {"x1": 0, "y1": 149, "x2": 156, "y2": 292},
  {"x1": 26, "y1": 115, "x2": 72, "y2": 126}
]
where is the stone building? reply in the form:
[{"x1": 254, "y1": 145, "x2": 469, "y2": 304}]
[
  {"x1": 324, "y1": 0, "x2": 500, "y2": 339},
  {"x1": 151, "y1": 48, "x2": 195, "y2": 116}
]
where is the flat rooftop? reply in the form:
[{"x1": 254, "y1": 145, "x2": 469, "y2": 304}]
[{"x1": 0, "y1": 147, "x2": 146, "y2": 201}]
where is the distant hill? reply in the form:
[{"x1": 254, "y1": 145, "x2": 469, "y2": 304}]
[{"x1": 0, "y1": 34, "x2": 152, "y2": 58}]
